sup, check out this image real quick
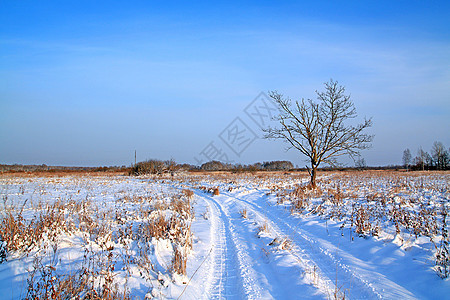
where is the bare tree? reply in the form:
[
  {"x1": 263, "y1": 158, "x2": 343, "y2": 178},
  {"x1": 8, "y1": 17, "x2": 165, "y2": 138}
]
[
  {"x1": 262, "y1": 161, "x2": 294, "y2": 170},
  {"x1": 403, "y1": 148, "x2": 412, "y2": 171},
  {"x1": 264, "y1": 80, "x2": 373, "y2": 188},
  {"x1": 415, "y1": 146, "x2": 426, "y2": 171},
  {"x1": 355, "y1": 157, "x2": 367, "y2": 170},
  {"x1": 425, "y1": 151, "x2": 434, "y2": 169},
  {"x1": 432, "y1": 141, "x2": 448, "y2": 170}
]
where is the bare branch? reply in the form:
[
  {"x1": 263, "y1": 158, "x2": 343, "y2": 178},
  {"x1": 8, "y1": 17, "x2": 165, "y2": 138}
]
[{"x1": 264, "y1": 80, "x2": 374, "y2": 187}]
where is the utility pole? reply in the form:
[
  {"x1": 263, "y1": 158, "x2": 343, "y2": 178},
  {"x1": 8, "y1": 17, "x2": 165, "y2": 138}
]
[{"x1": 135, "y1": 150, "x2": 136, "y2": 166}]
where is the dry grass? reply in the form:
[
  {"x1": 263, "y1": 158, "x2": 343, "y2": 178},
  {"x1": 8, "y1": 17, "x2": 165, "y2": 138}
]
[
  {"x1": 0, "y1": 175, "x2": 198, "y2": 299},
  {"x1": 257, "y1": 222, "x2": 269, "y2": 236},
  {"x1": 269, "y1": 237, "x2": 292, "y2": 250},
  {"x1": 172, "y1": 245, "x2": 187, "y2": 276},
  {"x1": 25, "y1": 249, "x2": 130, "y2": 300},
  {"x1": 182, "y1": 189, "x2": 194, "y2": 199},
  {"x1": 0, "y1": 200, "x2": 69, "y2": 253},
  {"x1": 197, "y1": 186, "x2": 220, "y2": 196},
  {"x1": 271, "y1": 171, "x2": 450, "y2": 277},
  {"x1": 1, "y1": 169, "x2": 448, "y2": 298}
]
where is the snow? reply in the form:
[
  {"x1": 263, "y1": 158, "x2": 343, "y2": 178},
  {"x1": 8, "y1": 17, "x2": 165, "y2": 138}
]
[{"x1": 0, "y1": 172, "x2": 449, "y2": 299}]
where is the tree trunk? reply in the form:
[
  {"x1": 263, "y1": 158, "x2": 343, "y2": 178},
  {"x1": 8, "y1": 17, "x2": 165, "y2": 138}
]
[{"x1": 310, "y1": 165, "x2": 317, "y2": 188}]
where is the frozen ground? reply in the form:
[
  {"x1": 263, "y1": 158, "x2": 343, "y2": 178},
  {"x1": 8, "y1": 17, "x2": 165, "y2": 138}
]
[{"x1": 0, "y1": 171, "x2": 449, "y2": 299}]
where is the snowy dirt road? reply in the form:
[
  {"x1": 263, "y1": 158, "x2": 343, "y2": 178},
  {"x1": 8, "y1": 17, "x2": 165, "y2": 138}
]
[
  {"x1": 185, "y1": 187, "x2": 418, "y2": 300},
  {"x1": 1, "y1": 173, "x2": 448, "y2": 299},
  {"x1": 195, "y1": 190, "x2": 321, "y2": 300}
]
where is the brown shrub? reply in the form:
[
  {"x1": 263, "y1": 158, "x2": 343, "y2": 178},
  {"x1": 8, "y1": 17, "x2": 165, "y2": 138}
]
[
  {"x1": 0, "y1": 200, "x2": 68, "y2": 253},
  {"x1": 141, "y1": 215, "x2": 170, "y2": 240},
  {"x1": 172, "y1": 246, "x2": 187, "y2": 276},
  {"x1": 25, "y1": 250, "x2": 130, "y2": 300},
  {"x1": 182, "y1": 189, "x2": 194, "y2": 199},
  {"x1": 171, "y1": 195, "x2": 193, "y2": 219}
]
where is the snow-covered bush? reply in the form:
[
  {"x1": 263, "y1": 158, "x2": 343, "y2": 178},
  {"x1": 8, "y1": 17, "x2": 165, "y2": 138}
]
[
  {"x1": 436, "y1": 205, "x2": 449, "y2": 278},
  {"x1": 130, "y1": 159, "x2": 178, "y2": 175}
]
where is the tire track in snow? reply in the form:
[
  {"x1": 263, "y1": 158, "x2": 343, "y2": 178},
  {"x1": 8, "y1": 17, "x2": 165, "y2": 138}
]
[
  {"x1": 225, "y1": 189, "x2": 417, "y2": 300},
  {"x1": 214, "y1": 194, "x2": 322, "y2": 299},
  {"x1": 194, "y1": 189, "x2": 321, "y2": 300},
  {"x1": 208, "y1": 194, "x2": 266, "y2": 299},
  {"x1": 195, "y1": 191, "x2": 246, "y2": 299},
  {"x1": 226, "y1": 194, "x2": 337, "y2": 298}
]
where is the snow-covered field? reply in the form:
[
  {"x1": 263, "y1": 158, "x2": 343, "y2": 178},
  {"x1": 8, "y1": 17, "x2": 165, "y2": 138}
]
[{"x1": 0, "y1": 171, "x2": 449, "y2": 299}]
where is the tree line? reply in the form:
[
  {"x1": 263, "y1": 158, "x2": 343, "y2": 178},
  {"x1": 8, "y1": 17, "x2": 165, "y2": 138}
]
[
  {"x1": 403, "y1": 141, "x2": 449, "y2": 171},
  {"x1": 129, "y1": 159, "x2": 295, "y2": 175},
  {"x1": 199, "y1": 160, "x2": 294, "y2": 171}
]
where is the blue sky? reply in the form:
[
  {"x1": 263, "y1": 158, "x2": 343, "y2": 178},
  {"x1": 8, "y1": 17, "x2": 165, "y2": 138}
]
[{"x1": 1, "y1": 1, "x2": 449, "y2": 167}]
